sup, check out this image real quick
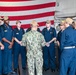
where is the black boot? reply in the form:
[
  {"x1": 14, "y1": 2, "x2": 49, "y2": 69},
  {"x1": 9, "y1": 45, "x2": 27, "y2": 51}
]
[
  {"x1": 51, "y1": 69, "x2": 55, "y2": 72},
  {"x1": 43, "y1": 68, "x2": 49, "y2": 71},
  {"x1": 14, "y1": 69, "x2": 17, "y2": 73},
  {"x1": 2, "y1": 74, "x2": 8, "y2": 75}
]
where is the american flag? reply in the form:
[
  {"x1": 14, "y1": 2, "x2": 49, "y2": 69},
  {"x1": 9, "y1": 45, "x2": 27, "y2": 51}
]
[{"x1": 0, "y1": 0, "x2": 56, "y2": 30}]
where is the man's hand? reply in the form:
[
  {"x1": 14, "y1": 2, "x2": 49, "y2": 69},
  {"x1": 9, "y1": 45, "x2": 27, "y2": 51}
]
[
  {"x1": 57, "y1": 41, "x2": 60, "y2": 46},
  {"x1": 19, "y1": 41, "x2": 22, "y2": 46},
  {"x1": 19, "y1": 41, "x2": 21, "y2": 45},
  {"x1": 8, "y1": 42, "x2": 13, "y2": 49},
  {"x1": 46, "y1": 42, "x2": 50, "y2": 47},
  {"x1": 1, "y1": 45, "x2": 4, "y2": 50}
]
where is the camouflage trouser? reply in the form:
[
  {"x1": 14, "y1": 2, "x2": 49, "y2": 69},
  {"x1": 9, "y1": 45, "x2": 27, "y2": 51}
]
[{"x1": 27, "y1": 55, "x2": 43, "y2": 75}]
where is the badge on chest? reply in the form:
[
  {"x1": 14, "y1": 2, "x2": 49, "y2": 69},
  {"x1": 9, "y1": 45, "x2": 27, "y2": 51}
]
[
  {"x1": 4, "y1": 30, "x2": 7, "y2": 32},
  {"x1": 16, "y1": 33, "x2": 19, "y2": 34},
  {"x1": 50, "y1": 32, "x2": 53, "y2": 34}
]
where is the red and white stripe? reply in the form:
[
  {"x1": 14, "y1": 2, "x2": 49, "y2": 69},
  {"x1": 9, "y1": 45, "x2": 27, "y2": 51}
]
[{"x1": 0, "y1": 0, "x2": 56, "y2": 30}]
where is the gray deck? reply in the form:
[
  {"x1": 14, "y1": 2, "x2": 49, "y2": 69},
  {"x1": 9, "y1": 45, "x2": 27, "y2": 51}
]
[{"x1": 15, "y1": 55, "x2": 59, "y2": 75}]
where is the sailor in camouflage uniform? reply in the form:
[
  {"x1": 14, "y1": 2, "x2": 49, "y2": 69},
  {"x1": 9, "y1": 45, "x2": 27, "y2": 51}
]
[{"x1": 21, "y1": 20, "x2": 46, "y2": 75}]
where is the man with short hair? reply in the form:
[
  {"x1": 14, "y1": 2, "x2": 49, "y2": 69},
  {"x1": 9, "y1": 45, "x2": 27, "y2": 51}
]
[
  {"x1": 21, "y1": 20, "x2": 46, "y2": 75},
  {"x1": 0, "y1": 16, "x2": 14, "y2": 75},
  {"x1": 26, "y1": 23, "x2": 41, "y2": 32},
  {"x1": 56, "y1": 21, "x2": 65, "y2": 70},
  {"x1": 42, "y1": 20, "x2": 56, "y2": 72},
  {"x1": 0, "y1": 31, "x2": 4, "y2": 75},
  {"x1": 71, "y1": 21, "x2": 76, "y2": 75},
  {"x1": 13, "y1": 20, "x2": 26, "y2": 72},
  {"x1": 60, "y1": 18, "x2": 76, "y2": 75}
]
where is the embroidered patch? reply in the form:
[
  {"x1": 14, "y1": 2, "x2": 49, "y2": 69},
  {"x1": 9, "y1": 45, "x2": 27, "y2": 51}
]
[
  {"x1": 4, "y1": 30, "x2": 7, "y2": 32},
  {"x1": 16, "y1": 33, "x2": 19, "y2": 34}
]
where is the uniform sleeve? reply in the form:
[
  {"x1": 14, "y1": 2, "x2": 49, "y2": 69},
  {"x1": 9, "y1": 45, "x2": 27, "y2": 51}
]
[
  {"x1": 37, "y1": 28, "x2": 41, "y2": 32},
  {"x1": 22, "y1": 28, "x2": 25, "y2": 34},
  {"x1": 13, "y1": 29, "x2": 16, "y2": 38},
  {"x1": 23, "y1": 29, "x2": 25, "y2": 34},
  {"x1": 60, "y1": 31, "x2": 65, "y2": 50},
  {"x1": 9, "y1": 26, "x2": 14, "y2": 38},
  {"x1": 26, "y1": 28, "x2": 31, "y2": 32},
  {"x1": 57, "y1": 31, "x2": 60, "y2": 41},
  {"x1": 21, "y1": 34, "x2": 27, "y2": 46},
  {"x1": 0, "y1": 27, "x2": 2, "y2": 41},
  {"x1": 40, "y1": 34, "x2": 46, "y2": 47},
  {"x1": 12, "y1": 29, "x2": 15, "y2": 38},
  {"x1": 0, "y1": 36, "x2": 2, "y2": 42},
  {"x1": 53, "y1": 28, "x2": 56, "y2": 38},
  {"x1": 42, "y1": 28, "x2": 45, "y2": 36},
  {"x1": 0, "y1": 26, "x2": 5, "y2": 38}
]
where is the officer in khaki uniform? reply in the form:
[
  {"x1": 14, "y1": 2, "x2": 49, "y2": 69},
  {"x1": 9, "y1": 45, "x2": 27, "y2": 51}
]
[{"x1": 21, "y1": 20, "x2": 46, "y2": 75}]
